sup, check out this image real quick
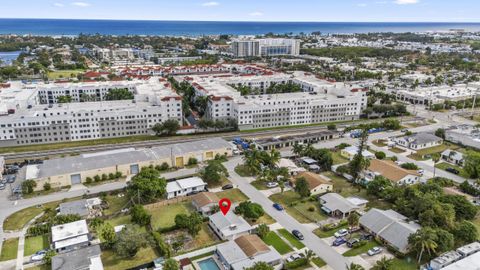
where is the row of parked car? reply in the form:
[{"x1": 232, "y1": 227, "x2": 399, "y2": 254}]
[{"x1": 332, "y1": 229, "x2": 382, "y2": 256}]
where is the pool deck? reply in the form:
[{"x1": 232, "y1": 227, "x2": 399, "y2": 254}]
[{"x1": 194, "y1": 256, "x2": 226, "y2": 270}]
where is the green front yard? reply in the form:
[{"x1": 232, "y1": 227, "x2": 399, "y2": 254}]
[
  {"x1": 103, "y1": 194, "x2": 131, "y2": 216},
  {"x1": 313, "y1": 224, "x2": 349, "y2": 239},
  {"x1": 262, "y1": 231, "x2": 293, "y2": 255},
  {"x1": 389, "y1": 258, "x2": 419, "y2": 270},
  {"x1": 234, "y1": 165, "x2": 255, "y2": 177},
  {"x1": 312, "y1": 257, "x2": 327, "y2": 268},
  {"x1": 277, "y1": 229, "x2": 305, "y2": 249},
  {"x1": 436, "y1": 162, "x2": 469, "y2": 178},
  {"x1": 24, "y1": 235, "x2": 49, "y2": 256},
  {"x1": 47, "y1": 69, "x2": 85, "y2": 80},
  {"x1": 332, "y1": 151, "x2": 349, "y2": 165},
  {"x1": 102, "y1": 247, "x2": 160, "y2": 270},
  {"x1": 269, "y1": 191, "x2": 328, "y2": 223},
  {"x1": 149, "y1": 201, "x2": 194, "y2": 230},
  {"x1": 0, "y1": 237, "x2": 18, "y2": 261},
  {"x1": 389, "y1": 147, "x2": 406, "y2": 154},
  {"x1": 409, "y1": 143, "x2": 462, "y2": 161},
  {"x1": 217, "y1": 189, "x2": 248, "y2": 203},
  {"x1": 3, "y1": 200, "x2": 63, "y2": 231}
]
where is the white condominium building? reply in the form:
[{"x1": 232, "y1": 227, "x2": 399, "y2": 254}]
[
  {"x1": 231, "y1": 38, "x2": 301, "y2": 58},
  {"x1": 0, "y1": 79, "x2": 182, "y2": 147},
  {"x1": 187, "y1": 71, "x2": 367, "y2": 130}
]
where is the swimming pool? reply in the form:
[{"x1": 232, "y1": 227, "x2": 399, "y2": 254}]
[{"x1": 198, "y1": 258, "x2": 221, "y2": 270}]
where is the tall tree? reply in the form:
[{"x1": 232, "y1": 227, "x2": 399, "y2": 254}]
[
  {"x1": 408, "y1": 227, "x2": 439, "y2": 263},
  {"x1": 294, "y1": 177, "x2": 311, "y2": 198},
  {"x1": 349, "y1": 129, "x2": 370, "y2": 182},
  {"x1": 127, "y1": 168, "x2": 167, "y2": 204},
  {"x1": 114, "y1": 225, "x2": 153, "y2": 258}
]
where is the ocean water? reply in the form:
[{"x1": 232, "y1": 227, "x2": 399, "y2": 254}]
[
  {"x1": 0, "y1": 51, "x2": 21, "y2": 65},
  {"x1": 0, "y1": 19, "x2": 480, "y2": 36}
]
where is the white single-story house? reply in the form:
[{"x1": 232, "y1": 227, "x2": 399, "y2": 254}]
[
  {"x1": 51, "y1": 220, "x2": 90, "y2": 253},
  {"x1": 276, "y1": 158, "x2": 306, "y2": 176},
  {"x1": 340, "y1": 146, "x2": 375, "y2": 160},
  {"x1": 359, "y1": 208, "x2": 421, "y2": 254},
  {"x1": 209, "y1": 211, "x2": 252, "y2": 240},
  {"x1": 441, "y1": 150, "x2": 465, "y2": 166},
  {"x1": 166, "y1": 177, "x2": 207, "y2": 199},
  {"x1": 319, "y1": 193, "x2": 359, "y2": 218},
  {"x1": 216, "y1": 234, "x2": 283, "y2": 270},
  {"x1": 393, "y1": 133, "x2": 443, "y2": 150}
]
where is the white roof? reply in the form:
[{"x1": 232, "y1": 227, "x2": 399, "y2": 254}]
[
  {"x1": 344, "y1": 146, "x2": 375, "y2": 157},
  {"x1": 442, "y1": 251, "x2": 480, "y2": 270},
  {"x1": 54, "y1": 235, "x2": 89, "y2": 250},
  {"x1": 209, "y1": 212, "x2": 252, "y2": 238},
  {"x1": 166, "y1": 177, "x2": 206, "y2": 193},
  {"x1": 51, "y1": 220, "x2": 89, "y2": 243}
]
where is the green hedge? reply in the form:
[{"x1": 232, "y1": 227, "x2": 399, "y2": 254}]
[{"x1": 284, "y1": 258, "x2": 308, "y2": 270}]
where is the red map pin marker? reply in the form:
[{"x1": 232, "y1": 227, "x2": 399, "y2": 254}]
[{"x1": 219, "y1": 198, "x2": 232, "y2": 216}]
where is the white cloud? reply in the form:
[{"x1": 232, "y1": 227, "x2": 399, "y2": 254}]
[
  {"x1": 53, "y1": 3, "x2": 65, "y2": 7},
  {"x1": 394, "y1": 0, "x2": 419, "y2": 5},
  {"x1": 357, "y1": 3, "x2": 367, "y2": 7},
  {"x1": 201, "y1": 1, "x2": 219, "y2": 7},
  {"x1": 249, "y1": 11, "x2": 263, "y2": 17},
  {"x1": 71, "y1": 2, "x2": 91, "y2": 7}
]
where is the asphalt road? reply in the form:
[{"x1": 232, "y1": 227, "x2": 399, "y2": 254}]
[{"x1": 224, "y1": 157, "x2": 351, "y2": 270}]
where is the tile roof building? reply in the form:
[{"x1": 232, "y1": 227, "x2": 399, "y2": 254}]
[{"x1": 364, "y1": 159, "x2": 421, "y2": 185}]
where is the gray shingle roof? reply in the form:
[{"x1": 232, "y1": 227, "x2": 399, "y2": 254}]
[
  {"x1": 405, "y1": 133, "x2": 442, "y2": 145},
  {"x1": 319, "y1": 193, "x2": 359, "y2": 214},
  {"x1": 51, "y1": 245, "x2": 102, "y2": 270},
  {"x1": 360, "y1": 208, "x2": 420, "y2": 253},
  {"x1": 59, "y1": 200, "x2": 89, "y2": 217}
]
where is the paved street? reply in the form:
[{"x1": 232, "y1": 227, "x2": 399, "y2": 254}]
[{"x1": 224, "y1": 157, "x2": 351, "y2": 270}]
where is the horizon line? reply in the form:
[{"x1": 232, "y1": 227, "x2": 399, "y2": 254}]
[{"x1": 0, "y1": 17, "x2": 480, "y2": 24}]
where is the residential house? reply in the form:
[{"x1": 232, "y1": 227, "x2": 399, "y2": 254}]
[
  {"x1": 441, "y1": 150, "x2": 465, "y2": 166},
  {"x1": 276, "y1": 158, "x2": 306, "y2": 176},
  {"x1": 58, "y1": 198, "x2": 102, "y2": 218},
  {"x1": 166, "y1": 177, "x2": 207, "y2": 199},
  {"x1": 51, "y1": 245, "x2": 103, "y2": 270},
  {"x1": 319, "y1": 193, "x2": 359, "y2": 218},
  {"x1": 394, "y1": 133, "x2": 443, "y2": 150},
  {"x1": 192, "y1": 192, "x2": 219, "y2": 216},
  {"x1": 427, "y1": 242, "x2": 480, "y2": 270},
  {"x1": 359, "y1": 208, "x2": 421, "y2": 254},
  {"x1": 364, "y1": 159, "x2": 422, "y2": 185},
  {"x1": 51, "y1": 220, "x2": 90, "y2": 253},
  {"x1": 216, "y1": 234, "x2": 283, "y2": 270},
  {"x1": 292, "y1": 172, "x2": 333, "y2": 196},
  {"x1": 340, "y1": 146, "x2": 375, "y2": 160},
  {"x1": 209, "y1": 212, "x2": 252, "y2": 240}
]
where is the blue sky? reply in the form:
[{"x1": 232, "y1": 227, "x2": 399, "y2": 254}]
[{"x1": 0, "y1": 0, "x2": 479, "y2": 22}]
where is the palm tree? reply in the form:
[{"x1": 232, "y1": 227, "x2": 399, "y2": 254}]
[
  {"x1": 431, "y1": 153, "x2": 441, "y2": 178},
  {"x1": 303, "y1": 250, "x2": 314, "y2": 263},
  {"x1": 371, "y1": 256, "x2": 393, "y2": 270},
  {"x1": 409, "y1": 228, "x2": 438, "y2": 263},
  {"x1": 278, "y1": 180, "x2": 285, "y2": 194},
  {"x1": 346, "y1": 263, "x2": 365, "y2": 270},
  {"x1": 292, "y1": 143, "x2": 304, "y2": 157},
  {"x1": 268, "y1": 149, "x2": 281, "y2": 168}
]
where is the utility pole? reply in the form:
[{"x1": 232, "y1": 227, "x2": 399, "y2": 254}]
[{"x1": 471, "y1": 88, "x2": 479, "y2": 119}]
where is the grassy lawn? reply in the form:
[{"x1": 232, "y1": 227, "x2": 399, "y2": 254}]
[
  {"x1": 342, "y1": 240, "x2": 379, "y2": 257},
  {"x1": 234, "y1": 165, "x2": 255, "y2": 177},
  {"x1": 472, "y1": 214, "x2": 480, "y2": 236},
  {"x1": 313, "y1": 224, "x2": 349, "y2": 239},
  {"x1": 108, "y1": 214, "x2": 132, "y2": 227},
  {"x1": 332, "y1": 151, "x2": 349, "y2": 165},
  {"x1": 322, "y1": 172, "x2": 392, "y2": 210},
  {"x1": 149, "y1": 202, "x2": 194, "y2": 230},
  {"x1": 26, "y1": 266, "x2": 49, "y2": 270},
  {"x1": 216, "y1": 189, "x2": 248, "y2": 203},
  {"x1": 47, "y1": 69, "x2": 85, "y2": 80},
  {"x1": 0, "y1": 135, "x2": 158, "y2": 154},
  {"x1": 409, "y1": 143, "x2": 461, "y2": 160},
  {"x1": 389, "y1": 147, "x2": 406, "y2": 154},
  {"x1": 312, "y1": 257, "x2": 327, "y2": 268},
  {"x1": 436, "y1": 162, "x2": 469, "y2": 178},
  {"x1": 389, "y1": 258, "x2": 419, "y2": 270},
  {"x1": 189, "y1": 223, "x2": 219, "y2": 251},
  {"x1": 263, "y1": 231, "x2": 293, "y2": 255},
  {"x1": 249, "y1": 213, "x2": 275, "y2": 226},
  {"x1": 251, "y1": 180, "x2": 269, "y2": 190},
  {"x1": 270, "y1": 191, "x2": 327, "y2": 223},
  {"x1": 24, "y1": 235, "x2": 49, "y2": 256},
  {"x1": 103, "y1": 194, "x2": 131, "y2": 216},
  {"x1": 277, "y1": 229, "x2": 305, "y2": 249},
  {"x1": 3, "y1": 200, "x2": 61, "y2": 231},
  {"x1": 101, "y1": 246, "x2": 159, "y2": 270},
  {"x1": 373, "y1": 140, "x2": 388, "y2": 147},
  {"x1": 0, "y1": 237, "x2": 18, "y2": 261}
]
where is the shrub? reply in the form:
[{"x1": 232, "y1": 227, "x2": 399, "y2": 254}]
[
  {"x1": 27, "y1": 224, "x2": 50, "y2": 236},
  {"x1": 187, "y1": 157, "x2": 198, "y2": 166},
  {"x1": 94, "y1": 175, "x2": 101, "y2": 182},
  {"x1": 43, "y1": 182, "x2": 51, "y2": 191},
  {"x1": 101, "y1": 174, "x2": 108, "y2": 181},
  {"x1": 375, "y1": 151, "x2": 386, "y2": 160},
  {"x1": 352, "y1": 240, "x2": 367, "y2": 249},
  {"x1": 108, "y1": 173, "x2": 115, "y2": 180},
  {"x1": 159, "y1": 162, "x2": 170, "y2": 171},
  {"x1": 22, "y1": 180, "x2": 37, "y2": 194},
  {"x1": 401, "y1": 163, "x2": 419, "y2": 170},
  {"x1": 152, "y1": 232, "x2": 172, "y2": 258},
  {"x1": 308, "y1": 206, "x2": 315, "y2": 212},
  {"x1": 284, "y1": 258, "x2": 308, "y2": 270},
  {"x1": 85, "y1": 177, "x2": 93, "y2": 184},
  {"x1": 115, "y1": 171, "x2": 122, "y2": 178}
]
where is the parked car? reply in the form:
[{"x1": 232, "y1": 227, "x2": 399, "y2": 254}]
[
  {"x1": 266, "y1": 182, "x2": 279, "y2": 188},
  {"x1": 347, "y1": 238, "x2": 359, "y2": 248},
  {"x1": 417, "y1": 169, "x2": 425, "y2": 175},
  {"x1": 286, "y1": 253, "x2": 302, "y2": 263},
  {"x1": 221, "y1": 184, "x2": 234, "y2": 190},
  {"x1": 30, "y1": 250, "x2": 47, "y2": 261},
  {"x1": 5, "y1": 175, "x2": 15, "y2": 183},
  {"x1": 334, "y1": 229, "x2": 349, "y2": 238},
  {"x1": 367, "y1": 247, "x2": 383, "y2": 256},
  {"x1": 0, "y1": 183, "x2": 5, "y2": 190},
  {"x1": 292, "y1": 230, "x2": 304, "y2": 240},
  {"x1": 332, "y1": 237, "x2": 347, "y2": 246},
  {"x1": 273, "y1": 203, "x2": 284, "y2": 211},
  {"x1": 360, "y1": 233, "x2": 373, "y2": 241},
  {"x1": 446, "y1": 168, "x2": 460, "y2": 175}
]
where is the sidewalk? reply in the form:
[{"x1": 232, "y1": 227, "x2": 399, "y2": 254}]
[{"x1": 16, "y1": 212, "x2": 44, "y2": 270}]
